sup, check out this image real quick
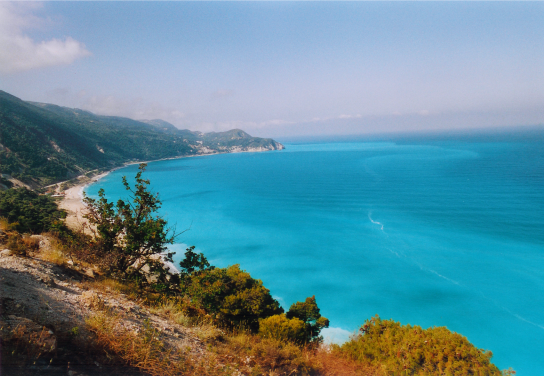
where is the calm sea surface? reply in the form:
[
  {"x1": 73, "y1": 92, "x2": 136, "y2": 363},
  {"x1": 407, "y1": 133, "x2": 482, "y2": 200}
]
[{"x1": 87, "y1": 134, "x2": 544, "y2": 374}]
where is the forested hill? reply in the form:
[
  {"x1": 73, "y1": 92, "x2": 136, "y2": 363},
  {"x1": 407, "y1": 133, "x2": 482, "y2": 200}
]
[{"x1": 0, "y1": 90, "x2": 283, "y2": 188}]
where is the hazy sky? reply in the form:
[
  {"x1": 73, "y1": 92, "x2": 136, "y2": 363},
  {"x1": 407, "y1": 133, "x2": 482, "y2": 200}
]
[{"x1": 1, "y1": 2, "x2": 543, "y2": 137}]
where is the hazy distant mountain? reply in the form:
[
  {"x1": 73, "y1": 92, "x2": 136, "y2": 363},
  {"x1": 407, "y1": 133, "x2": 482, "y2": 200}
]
[
  {"x1": 0, "y1": 90, "x2": 283, "y2": 188},
  {"x1": 139, "y1": 119, "x2": 180, "y2": 133}
]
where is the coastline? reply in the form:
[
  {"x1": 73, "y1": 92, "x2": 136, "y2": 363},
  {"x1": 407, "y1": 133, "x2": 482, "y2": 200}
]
[
  {"x1": 58, "y1": 155, "x2": 197, "y2": 230},
  {"x1": 58, "y1": 170, "x2": 111, "y2": 231},
  {"x1": 58, "y1": 148, "x2": 280, "y2": 268},
  {"x1": 58, "y1": 147, "x2": 284, "y2": 229}
]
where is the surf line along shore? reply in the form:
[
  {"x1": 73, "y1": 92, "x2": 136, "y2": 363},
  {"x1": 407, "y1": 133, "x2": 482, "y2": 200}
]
[
  {"x1": 59, "y1": 167, "x2": 180, "y2": 275},
  {"x1": 58, "y1": 153, "x2": 200, "y2": 230},
  {"x1": 57, "y1": 147, "x2": 273, "y2": 230},
  {"x1": 57, "y1": 158, "x2": 207, "y2": 274},
  {"x1": 57, "y1": 144, "x2": 285, "y2": 273}
]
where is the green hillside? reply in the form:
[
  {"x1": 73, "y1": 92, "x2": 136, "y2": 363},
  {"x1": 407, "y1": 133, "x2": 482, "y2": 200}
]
[{"x1": 0, "y1": 91, "x2": 283, "y2": 188}]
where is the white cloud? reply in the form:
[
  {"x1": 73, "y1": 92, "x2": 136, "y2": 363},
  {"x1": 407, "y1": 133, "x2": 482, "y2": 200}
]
[{"x1": 0, "y1": 3, "x2": 90, "y2": 73}]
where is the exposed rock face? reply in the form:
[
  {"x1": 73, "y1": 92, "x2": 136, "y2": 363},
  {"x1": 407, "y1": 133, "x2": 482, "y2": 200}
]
[{"x1": 272, "y1": 140, "x2": 285, "y2": 150}]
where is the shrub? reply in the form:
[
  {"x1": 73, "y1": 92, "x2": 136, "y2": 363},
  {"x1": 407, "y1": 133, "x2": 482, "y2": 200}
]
[
  {"x1": 179, "y1": 245, "x2": 213, "y2": 276},
  {"x1": 0, "y1": 187, "x2": 66, "y2": 233},
  {"x1": 258, "y1": 314, "x2": 306, "y2": 344},
  {"x1": 335, "y1": 315, "x2": 504, "y2": 376},
  {"x1": 182, "y1": 264, "x2": 283, "y2": 331}
]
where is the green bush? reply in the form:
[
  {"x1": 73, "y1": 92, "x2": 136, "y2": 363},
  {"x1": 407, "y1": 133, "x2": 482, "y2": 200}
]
[
  {"x1": 336, "y1": 315, "x2": 504, "y2": 376},
  {"x1": 179, "y1": 245, "x2": 213, "y2": 276},
  {"x1": 182, "y1": 264, "x2": 283, "y2": 331},
  {"x1": 286, "y1": 296, "x2": 329, "y2": 344},
  {"x1": 258, "y1": 314, "x2": 306, "y2": 344},
  {"x1": 0, "y1": 187, "x2": 66, "y2": 233}
]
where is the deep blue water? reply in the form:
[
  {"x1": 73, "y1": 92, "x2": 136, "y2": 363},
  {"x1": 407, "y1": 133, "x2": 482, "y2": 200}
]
[{"x1": 87, "y1": 135, "x2": 544, "y2": 374}]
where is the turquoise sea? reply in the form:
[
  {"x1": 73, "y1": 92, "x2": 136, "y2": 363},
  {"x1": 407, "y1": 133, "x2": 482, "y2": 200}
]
[{"x1": 87, "y1": 131, "x2": 544, "y2": 374}]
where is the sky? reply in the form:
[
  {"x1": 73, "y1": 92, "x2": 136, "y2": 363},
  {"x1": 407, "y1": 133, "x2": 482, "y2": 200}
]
[{"x1": 0, "y1": 1, "x2": 543, "y2": 138}]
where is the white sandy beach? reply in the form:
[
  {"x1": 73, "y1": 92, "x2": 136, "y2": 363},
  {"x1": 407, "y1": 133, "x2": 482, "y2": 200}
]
[
  {"x1": 58, "y1": 150, "x2": 235, "y2": 228},
  {"x1": 58, "y1": 168, "x2": 180, "y2": 273},
  {"x1": 58, "y1": 170, "x2": 111, "y2": 231}
]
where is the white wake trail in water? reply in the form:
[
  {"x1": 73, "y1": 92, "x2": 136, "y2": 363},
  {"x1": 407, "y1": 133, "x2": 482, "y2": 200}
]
[
  {"x1": 368, "y1": 212, "x2": 384, "y2": 231},
  {"x1": 387, "y1": 248, "x2": 402, "y2": 258},
  {"x1": 476, "y1": 290, "x2": 544, "y2": 332},
  {"x1": 421, "y1": 265, "x2": 461, "y2": 286}
]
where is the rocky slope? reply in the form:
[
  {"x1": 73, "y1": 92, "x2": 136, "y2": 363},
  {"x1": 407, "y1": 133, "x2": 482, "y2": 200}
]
[{"x1": 0, "y1": 236, "x2": 213, "y2": 376}]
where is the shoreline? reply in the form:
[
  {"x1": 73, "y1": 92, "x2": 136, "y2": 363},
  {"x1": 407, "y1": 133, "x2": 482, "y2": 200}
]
[
  {"x1": 58, "y1": 170, "x2": 112, "y2": 231},
  {"x1": 58, "y1": 154, "x2": 208, "y2": 229},
  {"x1": 58, "y1": 149, "x2": 279, "y2": 266},
  {"x1": 58, "y1": 148, "x2": 282, "y2": 229}
]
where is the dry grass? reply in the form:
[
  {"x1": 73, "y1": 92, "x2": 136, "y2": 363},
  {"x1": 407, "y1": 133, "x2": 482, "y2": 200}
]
[
  {"x1": 81, "y1": 277, "x2": 170, "y2": 306},
  {"x1": 148, "y1": 301, "x2": 194, "y2": 327},
  {"x1": 205, "y1": 331, "x2": 383, "y2": 376},
  {"x1": 148, "y1": 301, "x2": 220, "y2": 334},
  {"x1": 6, "y1": 233, "x2": 31, "y2": 255},
  {"x1": 11, "y1": 325, "x2": 53, "y2": 359},
  {"x1": 84, "y1": 304, "x2": 379, "y2": 376},
  {"x1": 38, "y1": 246, "x2": 66, "y2": 266},
  {"x1": 0, "y1": 216, "x2": 10, "y2": 231},
  {"x1": 307, "y1": 347, "x2": 382, "y2": 376},
  {"x1": 21, "y1": 235, "x2": 40, "y2": 250},
  {"x1": 84, "y1": 277, "x2": 135, "y2": 295},
  {"x1": 35, "y1": 234, "x2": 93, "y2": 270},
  {"x1": 80, "y1": 275, "x2": 379, "y2": 376},
  {"x1": 147, "y1": 300, "x2": 226, "y2": 344},
  {"x1": 1, "y1": 323, "x2": 57, "y2": 367},
  {"x1": 210, "y1": 331, "x2": 316, "y2": 376},
  {"x1": 85, "y1": 311, "x2": 225, "y2": 376}
]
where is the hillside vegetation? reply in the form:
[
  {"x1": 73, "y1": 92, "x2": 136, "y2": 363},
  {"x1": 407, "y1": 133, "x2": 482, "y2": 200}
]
[
  {"x1": 0, "y1": 167, "x2": 513, "y2": 375},
  {"x1": 0, "y1": 90, "x2": 283, "y2": 188}
]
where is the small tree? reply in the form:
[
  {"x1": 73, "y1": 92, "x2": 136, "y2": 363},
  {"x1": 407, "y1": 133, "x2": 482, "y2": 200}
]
[
  {"x1": 286, "y1": 295, "x2": 329, "y2": 344},
  {"x1": 182, "y1": 264, "x2": 283, "y2": 331},
  {"x1": 83, "y1": 163, "x2": 177, "y2": 289},
  {"x1": 179, "y1": 245, "x2": 213, "y2": 276}
]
